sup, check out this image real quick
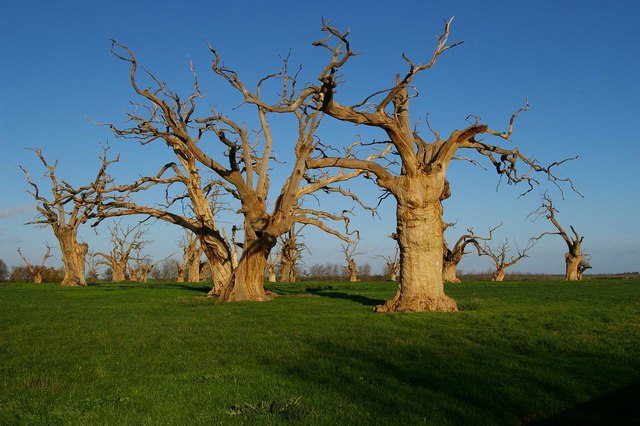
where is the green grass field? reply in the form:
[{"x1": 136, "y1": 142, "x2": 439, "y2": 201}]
[{"x1": 1, "y1": 279, "x2": 639, "y2": 424}]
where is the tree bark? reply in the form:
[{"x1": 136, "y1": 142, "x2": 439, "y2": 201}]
[
  {"x1": 218, "y1": 238, "x2": 273, "y2": 302},
  {"x1": 492, "y1": 268, "x2": 506, "y2": 282},
  {"x1": 280, "y1": 261, "x2": 297, "y2": 282},
  {"x1": 267, "y1": 269, "x2": 276, "y2": 283},
  {"x1": 442, "y1": 260, "x2": 461, "y2": 283},
  {"x1": 187, "y1": 258, "x2": 200, "y2": 282},
  {"x1": 565, "y1": 253, "x2": 582, "y2": 281},
  {"x1": 376, "y1": 192, "x2": 457, "y2": 313},
  {"x1": 112, "y1": 264, "x2": 126, "y2": 282},
  {"x1": 56, "y1": 227, "x2": 88, "y2": 287},
  {"x1": 389, "y1": 270, "x2": 397, "y2": 282},
  {"x1": 33, "y1": 273, "x2": 43, "y2": 284}
]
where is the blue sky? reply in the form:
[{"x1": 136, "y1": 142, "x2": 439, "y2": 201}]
[{"x1": 1, "y1": 0, "x2": 638, "y2": 274}]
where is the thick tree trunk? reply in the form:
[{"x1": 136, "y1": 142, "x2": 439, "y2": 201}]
[
  {"x1": 389, "y1": 270, "x2": 397, "y2": 282},
  {"x1": 376, "y1": 197, "x2": 457, "y2": 313},
  {"x1": 280, "y1": 261, "x2": 296, "y2": 282},
  {"x1": 176, "y1": 265, "x2": 186, "y2": 282},
  {"x1": 442, "y1": 260, "x2": 461, "y2": 283},
  {"x1": 349, "y1": 268, "x2": 358, "y2": 282},
  {"x1": 201, "y1": 236, "x2": 234, "y2": 297},
  {"x1": 492, "y1": 268, "x2": 506, "y2": 282},
  {"x1": 56, "y1": 227, "x2": 87, "y2": 287},
  {"x1": 33, "y1": 272, "x2": 43, "y2": 284},
  {"x1": 112, "y1": 264, "x2": 126, "y2": 282},
  {"x1": 268, "y1": 269, "x2": 277, "y2": 283},
  {"x1": 219, "y1": 239, "x2": 273, "y2": 302},
  {"x1": 187, "y1": 258, "x2": 200, "y2": 282},
  {"x1": 565, "y1": 253, "x2": 582, "y2": 281}
]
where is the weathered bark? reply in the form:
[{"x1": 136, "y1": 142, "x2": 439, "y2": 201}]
[
  {"x1": 280, "y1": 261, "x2": 297, "y2": 282},
  {"x1": 176, "y1": 267, "x2": 185, "y2": 282},
  {"x1": 492, "y1": 268, "x2": 506, "y2": 282},
  {"x1": 266, "y1": 263, "x2": 277, "y2": 283},
  {"x1": 56, "y1": 226, "x2": 88, "y2": 286},
  {"x1": 218, "y1": 237, "x2": 274, "y2": 302},
  {"x1": 112, "y1": 264, "x2": 126, "y2": 282},
  {"x1": 32, "y1": 272, "x2": 43, "y2": 284},
  {"x1": 376, "y1": 182, "x2": 457, "y2": 313},
  {"x1": 346, "y1": 259, "x2": 358, "y2": 282},
  {"x1": 565, "y1": 253, "x2": 582, "y2": 281},
  {"x1": 389, "y1": 270, "x2": 397, "y2": 282},
  {"x1": 442, "y1": 261, "x2": 460, "y2": 283},
  {"x1": 187, "y1": 257, "x2": 201, "y2": 282}
]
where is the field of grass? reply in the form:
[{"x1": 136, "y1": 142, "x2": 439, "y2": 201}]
[{"x1": 1, "y1": 279, "x2": 639, "y2": 424}]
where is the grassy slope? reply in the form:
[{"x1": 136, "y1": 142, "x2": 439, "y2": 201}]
[{"x1": 0, "y1": 280, "x2": 638, "y2": 424}]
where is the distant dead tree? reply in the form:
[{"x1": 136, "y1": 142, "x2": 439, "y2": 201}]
[
  {"x1": 266, "y1": 252, "x2": 280, "y2": 283},
  {"x1": 480, "y1": 239, "x2": 535, "y2": 282},
  {"x1": 342, "y1": 240, "x2": 363, "y2": 282},
  {"x1": 17, "y1": 245, "x2": 52, "y2": 284},
  {"x1": 375, "y1": 246, "x2": 399, "y2": 282},
  {"x1": 304, "y1": 19, "x2": 578, "y2": 311},
  {"x1": 530, "y1": 194, "x2": 586, "y2": 281},
  {"x1": 94, "y1": 222, "x2": 147, "y2": 282},
  {"x1": 94, "y1": 41, "x2": 370, "y2": 302},
  {"x1": 130, "y1": 251, "x2": 173, "y2": 283},
  {"x1": 20, "y1": 148, "x2": 114, "y2": 286},
  {"x1": 442, "y1": 224, "x2": 498, "y2": 283},
  {"x1": 178, "y1": 230, "x2": 204, "y2": 283},
  {"x1": 86, "y1": 252, "x2": 101, "y2": 282},
  {"x1": 279, "y1": 227, "x2": 307, "y2": 283}
]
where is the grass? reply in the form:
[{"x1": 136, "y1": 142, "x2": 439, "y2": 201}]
[{"x1": 0, "y1": 279, "x2": 639, "y2": 424}]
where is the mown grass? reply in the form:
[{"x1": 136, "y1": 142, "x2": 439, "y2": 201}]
[{"x1": 0, "y1": 279, "x2": 638, "y2": 424}]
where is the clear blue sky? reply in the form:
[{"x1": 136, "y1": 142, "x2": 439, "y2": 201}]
[{"x1": 1, "y1": 0, "x2": 638, "y2": 274}]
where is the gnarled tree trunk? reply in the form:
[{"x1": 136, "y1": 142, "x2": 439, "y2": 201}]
[
  {"x1": 280, "y1": 261, "x2": 297, "y2": 282},
  {"x1": 56, "y1": 227, "x2": 88, "y2": 287},
  {"x1": 376, "y1": 183, "x2": 457, "y2": 313},
  {"x1": 565, "y1": 253, "x2": 582, "y2": 281},
  {"x1": 442, "y1": 261, "x2": 460, "y2": 283},
  {"x1": 112, "y1": 264, "x2": 126, "y2": 282},
  {"x1": 389, "y1": 270, "x2": 397, "y2": 282},
  {"x1": 218, "y1": 237, "x2": 274, "y2": 302},
  {"x1": 187, "y1": 258, "x2": 200, "y2": 282},
  {"x1": 492, "y1": 268, "x2": 506, "y2": 282}
]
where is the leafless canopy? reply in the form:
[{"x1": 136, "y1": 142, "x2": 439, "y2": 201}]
[
  {"x1": 480, "y1": 238, "x2": 535, "y2": 272},
  {"x1": 530, "y1": 194, "x2": 583, "y2": 254}
]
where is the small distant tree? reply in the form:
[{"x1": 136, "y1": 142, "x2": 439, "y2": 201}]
[
  {"x1": 357, "y1": 262, "x2": 372, "y2": 279},
  {"x1": 265, "y1": 252, "x2": 280, "y2": 283},
  {"x1": 94, "y1": 222, "x2": 147, "y2": 282},
  {"x1": 342, "y1": 241, "x2": 363, "y2": 282},
  {"x1": 17, "y1": 245, "x2": 53, "y2": 283},
  {"x1": 86, "y1": 252, "x2": 101, "y2": 282},
  {"x1": 0, "y1": 258, "x2": 8, "y2": 281},
  {"x1": 480, "y1": 239, "x2": 534, "y2": 282},
  {"x1": 530, "y1": 195, "x2": 586, "y2": 281},
  {"x1": 376, "y1": 246, "x2": 399, "y2": 282},
  {"x1": 442, "y1": 224, "x2": 498, "y2": 283},
  {"x1": 151, "y1": 259, "x2": 180, "y2": 281},
  {"x1": 279, "y1": 227, "x2": 307, "y2": 283}
]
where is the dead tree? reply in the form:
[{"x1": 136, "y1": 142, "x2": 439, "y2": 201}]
[
  {"x1": 266, "y1": 252, "x2": 280, "y2": 283},
  {"x1": 342, "y1": 241, "x2": 363, "y2": 282},
  {"x1": 17, "y1": 245, "x2": 52, "y2": 284},
  {"x1": 178, "y1": 230, "x2": 204, "y2": 283},
  {"x1": 278, "y1": 227, "x2": 307, "y2": 283},
  {"x1": 480, "y1": 239, "x2": 534, "y2": 282},
  {"x1": 530, "y1": 195, "x2": 586, "y2": 281},
  {"x1": 94, "y1": 41, "x2": 370, "y2": 302},
  {"x1": 443, "y1": 224, "x2": 498, "y2": 283},
  {"x1": 86, "y1": 252, "x2": 101, "y2": 282},
  {"x1": 303, "y1": 19, "x2": 577, "y2": 311},
  {"x1": 94, "y1": 222, "x2": 147, "y2": 282},
  {"x1": 20, "y1": 148, "x2": 113, "y2": 286},
  {"x1": 376, "y1": 246, "x2": 399, "y2": 282},
  {"x1": 130, "y1": 251, "x2": 172, "y2": 283}
]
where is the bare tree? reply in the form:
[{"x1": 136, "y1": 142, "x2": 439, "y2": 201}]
[
  {"x1": 178, "y1": 230, "x2": 204, "y2": 283},
  {"x1": 17, "y1": 245, "x2": 52, "y2": 284},
  {"x1": 342, "y1": 241, "x2": 363, "y2": 282},
  {"x1": 129, "y1": 250, "x2": 173, "y2": 283},
  {"x1": 278, "y1": 227, "x2": 307, "y2": 283},
  {"x1": 443, "y1": 224, "x2": 498, "y2": 283},
  {"x1": 94, "y1": 222, "x2": 147, "y2": 282},
  {"x1": 266, "y1": 252, "x2": 280, "y2": 283},
  {"x1": 376, "y1": 246, "x2": 399, "y2": 282},
  {"x1": 303, "y1": 19, "x2": 577, "y2": 311},
  {"x1": 86, "y1": 252, "x2": 101, "y2": 282},
  {"x1": 94, "y1": 41, "x2": 369, "y2": 302},
  {"x1": 530, "y1": 194, "x2": 586, "y2": 281},
  {"x1": 480, "y1": 239, "x2": 534, "y2": 282},
  {"x1": 20, "y1": 148, "x2": 114, "y2": 286}
]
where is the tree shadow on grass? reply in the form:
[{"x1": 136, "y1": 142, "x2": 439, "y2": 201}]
[
  {"x1": 530, "y1": 380, "x2": 640, "y2": 425},
  {"x1": 92, "y1": 282, "x2": 210, "y2": 293},
  {"x1": 308, "y1": 290, "x2": 385, "y2": 307}
]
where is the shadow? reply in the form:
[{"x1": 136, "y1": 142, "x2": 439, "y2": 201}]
[
  {"x1": 530, "y1": 380, "x2": 640, "y2": 425},
  {"x1": 308, "y1": 290, "x2": 385, "y2": 307},
  {"x1": 89, "y1": 282, "x2": 211, "y2": 293}
]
